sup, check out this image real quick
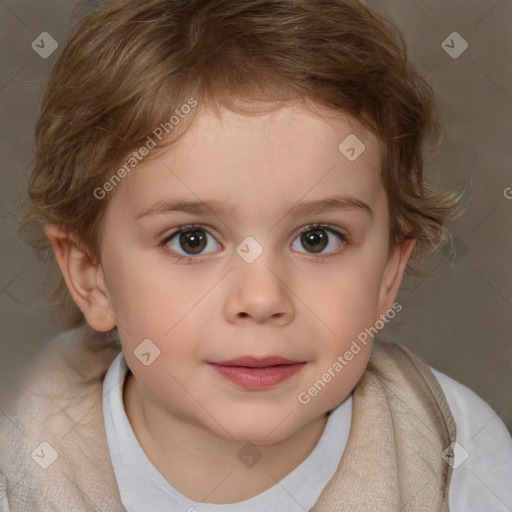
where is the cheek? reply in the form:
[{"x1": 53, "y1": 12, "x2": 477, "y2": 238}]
[
  {"x1": 103, "y1": 248, "x2": 205, "y2": 335},
  {"x1": 120, "y1": 312, "x2": 205, "y2": 416},
  {"x1": 103, "y1": 253, "x2": 210, "y2": 368},
  {"x1": 316, "y1": 260, "x2": 385, "y2": 339},
  {"x1": 302, "y1": 254, "x2": 385, "y2": 406},
  {"x1": 296, "y1": 338, "x2": 372, "y2": 419}
]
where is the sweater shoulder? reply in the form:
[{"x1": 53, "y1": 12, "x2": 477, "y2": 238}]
[{"x1": 0, "y1": 326, "x2": 122, "y2": 511}]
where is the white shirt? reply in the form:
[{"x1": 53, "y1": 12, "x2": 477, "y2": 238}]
[{"x1": 101, "y1": 353, "x2": 512, "y2": 511}]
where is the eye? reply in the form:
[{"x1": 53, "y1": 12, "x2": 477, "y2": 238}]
[
  {"x1": 291, "y1": 224, "x2": 347, "y2": 255},
  {"x1": 160, "y1": 224, "x2": 221, "y2": 260}
]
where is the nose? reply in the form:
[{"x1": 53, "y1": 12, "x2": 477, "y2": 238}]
[{"x1": 223, "y1": 258, "x2": 295, "y2": 327}]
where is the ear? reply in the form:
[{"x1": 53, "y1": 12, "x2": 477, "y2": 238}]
[
  {"x1": 45, "y1": 224, "x2": 116, "y2": 332},
  {"x1": 376, "y1": 238, "x2": 416, "y2": 318}
]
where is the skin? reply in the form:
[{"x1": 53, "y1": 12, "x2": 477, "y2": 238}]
[{"x1": 46, "y1": 101, "x2": 415, "y2": 504}]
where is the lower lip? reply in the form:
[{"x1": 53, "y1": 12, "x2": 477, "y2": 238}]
[{"x1": 209, "y1": 363, "x2": 305, "y2": 390}]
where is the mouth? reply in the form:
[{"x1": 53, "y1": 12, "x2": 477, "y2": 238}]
[{"x1": 208, "y1": 356, "x2": 306, "y2": 390}]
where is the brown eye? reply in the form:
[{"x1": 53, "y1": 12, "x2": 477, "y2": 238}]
[
  {"x1": 300, "y1": 229, "x2": 329, "y2": 253},
  {"x1": 291, "y1": 225, "x2": 346, "y2": 255},
  {"x1": 179, "y1": 229, "x2": 207, "y2": 254},
  {"x1": 162, "y1": 225, "x2": 221, "y2": 258}
]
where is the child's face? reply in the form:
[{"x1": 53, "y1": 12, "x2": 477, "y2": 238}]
[{"x1": 96, "y1": 102, "x2": 412, "y2": 444}]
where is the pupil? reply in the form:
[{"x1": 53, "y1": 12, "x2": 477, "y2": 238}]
[
  {"x1": 301, "y1": 229, "x2": 327, "y2": 253},
  {"x1": 180, "y1": 230, "x2": 206, "y2": 254}
]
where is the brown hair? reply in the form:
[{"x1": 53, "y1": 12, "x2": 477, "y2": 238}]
[{"x1": 21, "y1": 0, "x2": 465, "y2": 330}]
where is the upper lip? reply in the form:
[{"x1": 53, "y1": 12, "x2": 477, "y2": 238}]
[{"x1": 209, "y1": 356, "x2": 303, "y2": 368}]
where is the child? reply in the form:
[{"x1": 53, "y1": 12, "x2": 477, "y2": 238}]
[{"x1": 1, "y1": 0, "x2": 511, "y2": 510}]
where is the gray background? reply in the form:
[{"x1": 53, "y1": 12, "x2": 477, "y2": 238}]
[{"x1": 0, "y1": 0, "x2": 511, "y2": 435}]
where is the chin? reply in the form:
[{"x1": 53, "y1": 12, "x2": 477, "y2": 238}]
[{"x1": 230, "y1": 430, "x2": 293, "y2": 447}]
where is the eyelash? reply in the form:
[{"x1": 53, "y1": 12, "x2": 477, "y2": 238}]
[{"x1": 158, "y1": 223, "x2": 348, "y2": 264}]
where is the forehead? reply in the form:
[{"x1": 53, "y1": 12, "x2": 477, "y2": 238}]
[{"x1": 108, "y1": 103, "x2": 385, "y2": 222}]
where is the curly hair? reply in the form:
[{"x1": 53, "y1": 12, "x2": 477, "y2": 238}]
[{"x1": 21, "y1": 0, "x2": 465, "y2": 330}]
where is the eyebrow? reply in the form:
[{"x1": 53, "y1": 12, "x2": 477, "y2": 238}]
[{"x1": 135, "y1": 195, "x2": 373, "y2": 220}]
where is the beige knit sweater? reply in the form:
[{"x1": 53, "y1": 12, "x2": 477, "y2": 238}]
[{"x1": 0, "y1": 327, "x2": 456, "y2": 511}]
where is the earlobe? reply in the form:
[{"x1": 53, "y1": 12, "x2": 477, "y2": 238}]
[
  {"x1": 44, "y1": 224, "x2": 116, "y2": 332},
  {"x1": 377, "y1": 238, "x2": 416, "y2": 317}
]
